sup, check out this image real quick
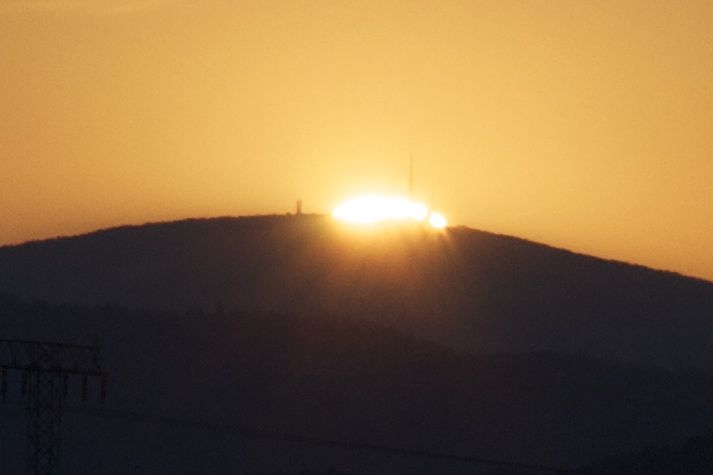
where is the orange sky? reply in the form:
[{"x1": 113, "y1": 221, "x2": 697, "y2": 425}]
[{"x1": 1, "y1": 0, "x2": 712, "y2": 281}]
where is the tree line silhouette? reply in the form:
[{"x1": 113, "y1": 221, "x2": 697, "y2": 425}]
[{"x1": 2, "y1": 292, "x2": 713, "y2": 473}]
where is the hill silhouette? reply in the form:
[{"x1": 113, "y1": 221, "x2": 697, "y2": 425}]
[
  {"x1": 3, "y1": 294, "x2": 713, "y2": 473},
  {"x1": 1, "y1": 214, "x2": 712, "y2": 369}
]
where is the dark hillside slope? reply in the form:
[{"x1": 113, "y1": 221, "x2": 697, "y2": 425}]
[
  {"x1": 1, "y1": 215, "x2": 712, "y2": 368},
  {"x1": 3, "y1": 294, "x2": 713, "y2": 472},
  {"x1": 590, "y1": 427, "x2": 713, "y2": 475}
]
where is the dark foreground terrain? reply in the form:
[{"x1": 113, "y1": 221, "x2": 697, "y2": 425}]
[
  {"x1": 2, "y1": 215, "x2": 713, "y2": 473},
  {"x1": 2, "y1": 294, "x2": 713, "y2": 473}
]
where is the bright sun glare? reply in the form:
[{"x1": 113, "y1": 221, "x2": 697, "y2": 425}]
[{"x1": 332, "y1": 195, "x2": 448, "y2": 229}]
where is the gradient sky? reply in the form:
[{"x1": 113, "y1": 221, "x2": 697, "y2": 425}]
[{"x1": 1, "y1": 0, "x2": 712, "y2": 280}]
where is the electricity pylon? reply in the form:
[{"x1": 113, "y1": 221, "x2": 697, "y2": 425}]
[{"x1": 1, "y1": 339, "x2": 107, "y2": 475}]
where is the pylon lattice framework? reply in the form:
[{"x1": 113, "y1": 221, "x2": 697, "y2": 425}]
[{"x1": 1, "y1": 339, "x2": 107, "y2": 475}]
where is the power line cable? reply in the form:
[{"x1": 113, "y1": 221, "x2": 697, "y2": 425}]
[{"x1": 65, "y1": 406, "x2": 591, "y2": 474}]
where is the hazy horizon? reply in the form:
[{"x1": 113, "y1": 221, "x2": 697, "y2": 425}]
[
  {"x1": 2, "y1": 0, "x2": 712, "y2": 281},
  {"x1": 3, "y1": 212, "x2": 713, "y2": 286}
]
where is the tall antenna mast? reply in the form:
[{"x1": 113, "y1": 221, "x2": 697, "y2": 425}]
[{"x1": 408, "y1": 154, "x2": 414, "y2": 198}]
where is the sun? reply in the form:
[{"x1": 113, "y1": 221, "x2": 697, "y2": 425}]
[
  {"x1": 428, "y1": 212, "x2": 447, "y2": 229},
  {"x1": 332, "y1": 194, "x2": 448, "y2": 229}
]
